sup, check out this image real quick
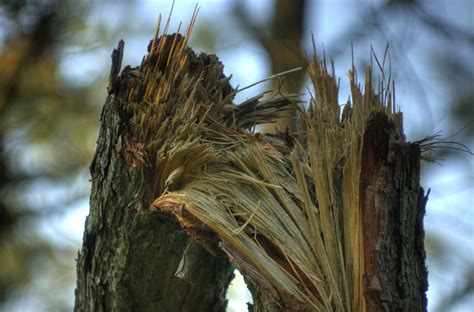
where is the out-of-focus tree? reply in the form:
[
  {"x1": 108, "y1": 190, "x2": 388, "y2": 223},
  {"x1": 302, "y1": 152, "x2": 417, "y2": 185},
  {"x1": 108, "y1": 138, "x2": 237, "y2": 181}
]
[
  {"x1": 0, "y1": 0, "x2": 100, "y2": 309},
  {"x1": 234, "y1": 0, "x2": 307, "y2": 133}
]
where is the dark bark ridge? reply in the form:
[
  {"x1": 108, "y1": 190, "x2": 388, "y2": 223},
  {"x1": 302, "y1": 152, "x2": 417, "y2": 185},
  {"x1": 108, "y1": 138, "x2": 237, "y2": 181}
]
[{"x1": 360, "y1": 113, "x2": 428, "y2": 311}]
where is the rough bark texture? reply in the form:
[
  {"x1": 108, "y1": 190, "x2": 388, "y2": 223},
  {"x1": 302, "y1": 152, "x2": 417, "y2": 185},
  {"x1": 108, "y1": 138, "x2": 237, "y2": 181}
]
[
  {"x1": 360, "y1": 113, "x2": 428, "y2": 311},
  {"x1": 74, "y1": 71, "x2": 234, "y2": 312},
  {"x1": 74, "y1": 34, "x2": 428, "y2": 311}
]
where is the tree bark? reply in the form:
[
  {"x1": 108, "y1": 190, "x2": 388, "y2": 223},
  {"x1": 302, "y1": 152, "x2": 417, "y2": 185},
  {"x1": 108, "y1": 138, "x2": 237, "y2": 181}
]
[
  {"x1": 74, "y1": 33, "x2": 428, "y2": 311},
  {"x1": 360, "y1": 113, "x2": 428, "y2": 311},
  {"x1": 74, "y1": 41, "x2": 234, "y2": 311}
]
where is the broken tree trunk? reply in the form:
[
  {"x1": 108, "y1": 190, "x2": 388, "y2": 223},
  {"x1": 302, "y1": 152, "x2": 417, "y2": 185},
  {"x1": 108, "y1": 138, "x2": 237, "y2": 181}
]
[
  {"x1": 73, "y1": 37, "x2": 234, "y2": 311},
  {"x1": 75, "y1": 18, "x2": 428, "y2": 312}
]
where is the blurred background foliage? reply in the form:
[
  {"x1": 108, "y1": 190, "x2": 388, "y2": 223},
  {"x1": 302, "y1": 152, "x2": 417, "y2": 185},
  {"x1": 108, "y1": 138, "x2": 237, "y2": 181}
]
[{"x1": 0, "y1": 0, "x2": 472, "y2": 311}]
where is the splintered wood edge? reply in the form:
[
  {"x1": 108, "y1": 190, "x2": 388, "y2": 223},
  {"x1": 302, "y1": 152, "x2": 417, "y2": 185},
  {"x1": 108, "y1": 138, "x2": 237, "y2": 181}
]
[{"x1": 151, "y1": 197, "x2": 310, "y2": 311}]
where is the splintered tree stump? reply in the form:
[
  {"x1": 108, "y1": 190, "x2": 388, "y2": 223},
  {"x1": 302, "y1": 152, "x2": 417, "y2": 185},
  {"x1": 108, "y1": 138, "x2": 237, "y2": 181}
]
[
  {"x1": 74, "y1": 36, "x2": 234, "y2": 312},
  {"x1": 75, "y1": 16, "x2": 428, "y2": 312}
]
